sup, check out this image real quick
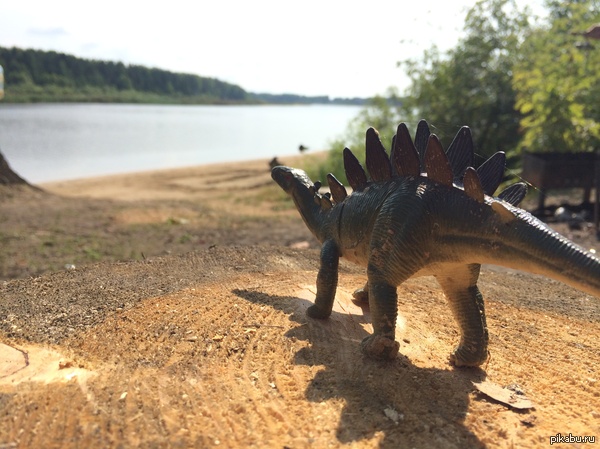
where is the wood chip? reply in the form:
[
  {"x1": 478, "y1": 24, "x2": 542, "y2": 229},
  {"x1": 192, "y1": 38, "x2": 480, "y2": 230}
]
[{"x1": 473, "y1": 381, "x2": 534, "y2": 410}]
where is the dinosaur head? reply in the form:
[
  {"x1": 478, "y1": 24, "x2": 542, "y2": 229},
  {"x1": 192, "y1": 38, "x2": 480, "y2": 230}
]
[
  {"x1": 271, "y1": 166, "x2": 314, "y2": 195},
  {"x1": 271, "y1": 165, "x2": 333, "y2": 241}
]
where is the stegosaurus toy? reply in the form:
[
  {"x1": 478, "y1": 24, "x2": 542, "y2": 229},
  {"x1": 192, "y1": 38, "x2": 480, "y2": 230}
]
[{"x1": 272, "y1": 120, "x2": 600, "y2": 365}]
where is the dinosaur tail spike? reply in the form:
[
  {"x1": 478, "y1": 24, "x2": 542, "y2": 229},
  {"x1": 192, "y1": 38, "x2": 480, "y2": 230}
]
[
  {"x1": 477, "y1": 152, "x2": 506, "y2": 195},
  {"x1": 326, "y1": 173, "x2": 348, "y2": 203},
  {"x1": 445, "y1": 126, "x2": 474, "y2": 180},
  {"x1": 463, "y1": 167, "x2": 485, "y2": 203},
  {"x1": 414, "y1": 119, "x2": 431, "y2": 171},
  {"x1": 343, "y1": 147, "x2": 368, "y2": 191},
  {"x1": 424, "y1": 134, "x2": 453, "y2": 187},
  {"x1": 498, "y1": 182, "x2": 528, "y2": 206},
  {"x1": 365, "y1": 127, "x2": 392, "y2": 182},
  {"x1": 392, "y1": 122, "x2": 420, "y2": 177}
]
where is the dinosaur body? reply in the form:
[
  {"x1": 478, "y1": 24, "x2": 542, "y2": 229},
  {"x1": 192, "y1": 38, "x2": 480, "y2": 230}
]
[{"x1": 272, "y1": 121, "x2": 600, "y2": 366}]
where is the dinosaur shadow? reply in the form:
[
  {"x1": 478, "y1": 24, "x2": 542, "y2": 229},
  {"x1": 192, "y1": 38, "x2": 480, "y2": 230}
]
[{"x1": 233, "y1": 288, "x2": 487, "y2": 448}]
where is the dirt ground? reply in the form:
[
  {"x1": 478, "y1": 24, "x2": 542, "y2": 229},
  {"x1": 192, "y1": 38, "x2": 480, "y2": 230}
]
[{"x1": 0, "y1": 157, "x2": 599, "y2": 448}]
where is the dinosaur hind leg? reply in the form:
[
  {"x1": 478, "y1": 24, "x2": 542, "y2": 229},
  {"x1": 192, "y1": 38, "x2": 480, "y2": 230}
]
[{"x1": 435, "y1": 264, "x2": 489, "y2": 367}]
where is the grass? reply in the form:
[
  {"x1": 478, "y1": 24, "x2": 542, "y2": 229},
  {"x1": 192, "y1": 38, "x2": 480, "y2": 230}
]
[{"x1": 2, "y1": 83, "x2": 250, "y2": 105}]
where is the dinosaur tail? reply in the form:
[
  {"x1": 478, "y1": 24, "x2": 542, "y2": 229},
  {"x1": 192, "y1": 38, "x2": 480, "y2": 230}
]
[{"x1": 480, "y1": 208, "x2": 600, "y2": 298}]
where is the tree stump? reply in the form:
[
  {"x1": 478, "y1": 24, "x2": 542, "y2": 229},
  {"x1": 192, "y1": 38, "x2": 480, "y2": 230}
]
[{"x1": 0, "y1": 151, "x2": 29, "y2": 185}]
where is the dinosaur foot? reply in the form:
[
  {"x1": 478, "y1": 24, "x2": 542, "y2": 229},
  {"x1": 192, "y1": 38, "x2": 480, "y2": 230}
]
[
  {"x1": 449, "y1": 346, "x2": 489, "y2": 367},
  {"x1": 351, "y1": 286, "x2": 369, "y2": 303},
  {"x1": 306, "y1": 304, "x2": 331, "y2": 319},
  {"x1": 361, "y1": 334, "x2": 399, "y2": 360}
]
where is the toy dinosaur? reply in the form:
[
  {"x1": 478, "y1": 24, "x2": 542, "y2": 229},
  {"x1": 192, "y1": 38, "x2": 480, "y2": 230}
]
[{"x1": 271, "y1": 120, "x2": 600, "y2": 366}]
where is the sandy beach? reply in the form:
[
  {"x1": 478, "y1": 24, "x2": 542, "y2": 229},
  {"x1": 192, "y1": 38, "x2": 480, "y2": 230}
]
[{"x1": 1, "y1": 156, "x2": 599, "y2": 448}]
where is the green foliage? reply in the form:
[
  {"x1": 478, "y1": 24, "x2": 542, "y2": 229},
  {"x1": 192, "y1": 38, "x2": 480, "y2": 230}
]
[
  {"x1": 398, "y1": 0, "x2": 531, "y2": 164},
  {"x1": 0, "y1": 46, "x2": 249, "y2": 103},
  {"x1": 513, "y1": 0, "x2": 600, "y2": 153},
  {"x1": 308, "y1": 0, "x2": 533, "y2": 182}
]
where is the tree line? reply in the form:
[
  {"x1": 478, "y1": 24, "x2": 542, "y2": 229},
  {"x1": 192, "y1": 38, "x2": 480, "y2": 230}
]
[
  {"x1": 0, "y1": 47, "x2": 371, "y2": 105},
  {"x1": 0, "y1": 46, "x2": 248, "y2": 103}
]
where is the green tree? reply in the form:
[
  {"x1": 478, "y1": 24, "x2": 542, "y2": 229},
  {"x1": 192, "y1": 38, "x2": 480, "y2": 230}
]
[
  {"x1": 399, "y1": 0, "x2": 531, "y2": 164},
  {"x1": 310, "y1": 0, "x2": 533, "y2": 184},
  {"x1": 513, "y1": 0, "x2": 600, "y2": 153}
]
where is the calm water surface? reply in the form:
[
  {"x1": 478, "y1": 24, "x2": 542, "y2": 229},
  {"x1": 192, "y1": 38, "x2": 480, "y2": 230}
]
[{"x1": 0, "y1": 103, "x2": 361, "y2": 183}]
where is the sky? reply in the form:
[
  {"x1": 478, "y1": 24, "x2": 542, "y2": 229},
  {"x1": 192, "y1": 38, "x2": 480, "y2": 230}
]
[{"x1": 0, "y1": 0, "x2": 547, "y2": 99}]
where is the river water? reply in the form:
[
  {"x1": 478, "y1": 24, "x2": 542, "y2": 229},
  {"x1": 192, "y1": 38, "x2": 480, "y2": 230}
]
[{"x1": 0, "y1": 103, "x2": 361, "y2": 183}]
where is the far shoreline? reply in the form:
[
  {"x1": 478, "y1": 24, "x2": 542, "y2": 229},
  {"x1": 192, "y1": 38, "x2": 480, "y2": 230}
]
[{"x1": 38, "y1": 151, "x2": 328, "y2": 201}]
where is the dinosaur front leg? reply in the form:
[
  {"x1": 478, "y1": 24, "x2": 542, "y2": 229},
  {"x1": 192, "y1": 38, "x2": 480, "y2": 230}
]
[
  {"x1": 359, "y1": 218, "x2": 421, "y2": 360},
  {"x1": 307, "y1": 239, "x2": 340, "y2": 319},
  {"x1": 435, "y1": 264, "x2": 489, "y2": 367},
  {"x1": 360, "y1": 278, "x2": 400, "y2": 359}
]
